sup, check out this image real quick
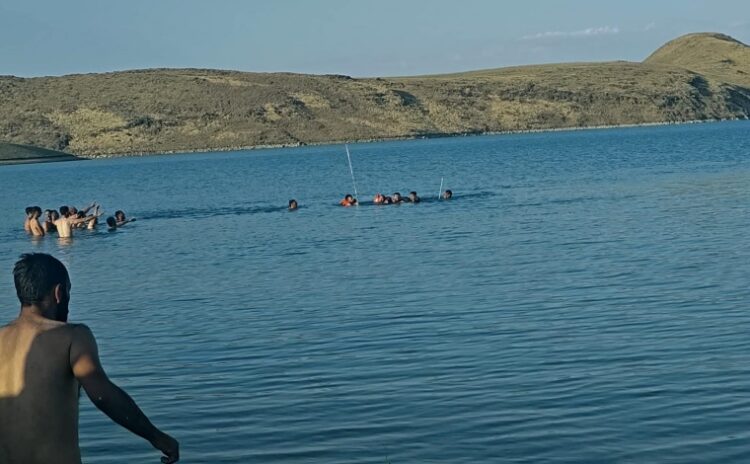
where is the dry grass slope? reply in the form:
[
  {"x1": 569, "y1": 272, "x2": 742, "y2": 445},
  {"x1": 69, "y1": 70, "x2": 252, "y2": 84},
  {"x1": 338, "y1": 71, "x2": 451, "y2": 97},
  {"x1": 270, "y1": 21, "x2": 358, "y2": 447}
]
[{"x1": 0, "y1": 33, "x2": 748, "y2": 157}]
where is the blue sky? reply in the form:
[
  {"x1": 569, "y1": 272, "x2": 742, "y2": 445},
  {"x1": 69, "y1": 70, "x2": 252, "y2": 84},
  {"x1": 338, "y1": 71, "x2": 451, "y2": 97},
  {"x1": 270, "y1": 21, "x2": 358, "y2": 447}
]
[{"x1": 1, "y1": 0, "x2": 748, "y2": 77}]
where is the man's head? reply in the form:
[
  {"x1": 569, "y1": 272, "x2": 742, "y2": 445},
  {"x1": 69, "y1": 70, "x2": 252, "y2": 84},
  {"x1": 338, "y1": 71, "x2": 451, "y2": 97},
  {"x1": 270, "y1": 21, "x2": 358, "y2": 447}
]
[
  {"x1": 392, "y1": 192, "x2": 402, "y2": 203},
  {"x1": 13, "y1": 253, "x2": 71, "y2": 322},
  {"x1": 115, "y1": 210, "x2": 125, "y2": 222},
  {"x1": 31, "y1": 206, "x2": 42, "y2": 219},
  {"x1": 442, "y1": 189, "x2": 453, "y2": 200},
  {"x1": 76, "y1": 211, "x2": 86, "y2": 219},
  {"x1": 60, "y1": 205, "x2": 70, "y2": 217},
  {"x1": 288, "y1": 199, "x2": 298, "y2": 210},
  {"x1": 69, "y1": 206, "x2": 78, "y2": 215},
  {"x1": 25, "y1": 206, "x2": 34, "y2": 217},
  {"x1": 409, "y1": 191, "x2": 419, "y2": 202},
  {"x1": 106, "y1": 216, "x2": 117, "y2": 229},
  {"x1": 344, "y1": 194, "x2": 353, "y2": 202}
]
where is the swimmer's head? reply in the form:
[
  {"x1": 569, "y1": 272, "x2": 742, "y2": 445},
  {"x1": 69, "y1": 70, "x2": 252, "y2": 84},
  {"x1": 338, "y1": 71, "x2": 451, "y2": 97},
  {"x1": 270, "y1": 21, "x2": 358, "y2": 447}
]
[
  {"x1": 25, "y1": 206, "x2": 34, "y2": 217},
  {"x1": 59, "y1": 206, "x2": 70, "y2": 217},
  {"x1": 115, "y1": 210, "x2": 125, "y2": 221},
  {"x1": 288, "y1": 199, "x2": 298, "y2": 210},
  {"x1": 76, "y1": 211, "x2": 85, "y2": 219},
  {"x1": 50, "y1": 210, "x2": 60, "y2": 220},
  {"x1": 392, "y1": 192, "x2": 402, "y2": 203},
  {"x1": 106, "y1": 217, "x2": 117, "y2": 229},
  {"x1": 442, "y1": 189, "x2": 453, "y2": 200},
  {"x1": 69, "y1": 206, "x2": 78, "y2": 215}
]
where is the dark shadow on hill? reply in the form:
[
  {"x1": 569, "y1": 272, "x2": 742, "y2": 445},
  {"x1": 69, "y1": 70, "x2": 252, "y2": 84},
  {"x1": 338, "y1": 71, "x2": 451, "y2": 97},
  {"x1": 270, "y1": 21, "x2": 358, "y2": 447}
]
[{"x1": 0, "y1": 142, "x2": 81, "y2": 166}]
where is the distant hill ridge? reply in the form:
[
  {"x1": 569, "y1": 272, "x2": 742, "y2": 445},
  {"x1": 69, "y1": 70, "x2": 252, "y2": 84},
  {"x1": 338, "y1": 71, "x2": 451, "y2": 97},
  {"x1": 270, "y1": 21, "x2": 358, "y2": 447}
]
[{"x1": 0, "y1": 32, "x2": 748, "y2": 158}]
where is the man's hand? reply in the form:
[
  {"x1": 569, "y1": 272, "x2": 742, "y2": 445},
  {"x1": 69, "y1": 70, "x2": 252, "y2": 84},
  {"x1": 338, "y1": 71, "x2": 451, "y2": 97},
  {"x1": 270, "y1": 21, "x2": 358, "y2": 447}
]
[{"x1": 151, "y1": 431, "x2": 179, "y2": 463}]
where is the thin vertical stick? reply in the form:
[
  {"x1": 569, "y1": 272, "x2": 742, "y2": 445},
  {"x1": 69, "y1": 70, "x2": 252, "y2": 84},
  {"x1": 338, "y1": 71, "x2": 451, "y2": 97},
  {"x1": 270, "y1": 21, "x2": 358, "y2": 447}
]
[
  {"x1": 345, "y1": 144, "x2": 359, "y2": 203},
  {"x1": 438, "y1": 177, "x2": 444, "y2": 200}
]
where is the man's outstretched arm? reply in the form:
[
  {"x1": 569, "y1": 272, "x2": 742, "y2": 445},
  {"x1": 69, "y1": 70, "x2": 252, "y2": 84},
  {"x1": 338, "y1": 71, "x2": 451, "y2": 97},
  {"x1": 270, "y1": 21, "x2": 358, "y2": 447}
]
[{"x1": 70, "y1": 324, "x2": 179, "y2": 463}]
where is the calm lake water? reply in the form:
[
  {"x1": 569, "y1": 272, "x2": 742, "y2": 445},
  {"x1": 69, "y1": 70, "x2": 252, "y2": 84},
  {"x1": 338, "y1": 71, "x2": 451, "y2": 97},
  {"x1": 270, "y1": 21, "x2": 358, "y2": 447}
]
[{"x1": 1, "y1": 121, "x2": 749, "y2": 463}]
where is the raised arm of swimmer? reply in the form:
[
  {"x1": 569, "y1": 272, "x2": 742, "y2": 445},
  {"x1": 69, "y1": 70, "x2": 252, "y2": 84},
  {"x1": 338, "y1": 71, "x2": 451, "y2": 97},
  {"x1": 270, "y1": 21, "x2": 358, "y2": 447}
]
[
  {"x1": 70, "y1": 212, "x2": 101, "y2": 226},
  {"x1": 70, "y1": 325, "x2": 179, "y2": 463},
  {"x1": 80, "y1": 202, "x2": 97, "y2": 215}
]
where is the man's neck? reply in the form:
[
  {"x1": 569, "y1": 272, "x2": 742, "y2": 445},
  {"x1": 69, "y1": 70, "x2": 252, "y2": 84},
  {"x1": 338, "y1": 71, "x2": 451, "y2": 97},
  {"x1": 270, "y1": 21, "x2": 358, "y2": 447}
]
[{"x1": 19, "y1": 306, "x2": 57, "y2": 322}]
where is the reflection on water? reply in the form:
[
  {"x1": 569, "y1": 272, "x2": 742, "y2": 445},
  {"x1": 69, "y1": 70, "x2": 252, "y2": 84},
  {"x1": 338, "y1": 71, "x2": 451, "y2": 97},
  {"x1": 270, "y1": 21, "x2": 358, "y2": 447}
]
[{"x1": 0, "y1": 121, "x2": 749, "y2": 463}]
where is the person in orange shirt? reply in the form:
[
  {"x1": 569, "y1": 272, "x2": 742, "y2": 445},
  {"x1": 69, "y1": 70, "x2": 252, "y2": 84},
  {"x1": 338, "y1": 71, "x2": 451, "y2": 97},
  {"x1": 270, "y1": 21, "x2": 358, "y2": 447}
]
[{"x1": 340, "y1": 194, "x2": 358, "y2": 207}]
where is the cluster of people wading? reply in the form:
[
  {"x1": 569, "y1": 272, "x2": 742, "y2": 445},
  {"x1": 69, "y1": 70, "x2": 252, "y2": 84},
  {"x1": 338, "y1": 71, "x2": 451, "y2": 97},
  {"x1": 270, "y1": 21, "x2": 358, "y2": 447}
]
[
  {"x1": 339, "y1": 189, "x2": 452, "y2": 207},
  {"x1": 23, "y1": 203, "x2": 135, "y2": 238}
]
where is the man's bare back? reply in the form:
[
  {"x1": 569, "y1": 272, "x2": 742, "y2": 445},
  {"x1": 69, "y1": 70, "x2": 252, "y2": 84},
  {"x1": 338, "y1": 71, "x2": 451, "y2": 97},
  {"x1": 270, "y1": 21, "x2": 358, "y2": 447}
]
[
  {"x1": 1, "y1": 253, "x2": 178, "y2": 464},
  {"x1": 0, "y1": 317, "x2": 82, "y2": 463}
]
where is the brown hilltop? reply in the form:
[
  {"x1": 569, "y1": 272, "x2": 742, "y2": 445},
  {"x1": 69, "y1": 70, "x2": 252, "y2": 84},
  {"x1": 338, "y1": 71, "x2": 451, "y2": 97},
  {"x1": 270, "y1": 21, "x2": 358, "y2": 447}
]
[
  {"x1": 645, "y1": 32, "x2": 750, "y2": 87},
  {"x1": 1, "y1": 33, "x2": 749, "y2": 159}
]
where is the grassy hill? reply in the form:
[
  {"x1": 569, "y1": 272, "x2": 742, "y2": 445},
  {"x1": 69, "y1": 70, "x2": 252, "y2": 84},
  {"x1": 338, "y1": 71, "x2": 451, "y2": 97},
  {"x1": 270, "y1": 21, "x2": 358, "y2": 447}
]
[
  {"x1": 645, "y1": 33, "x2": 750, "y2": 87},
  {"x1": 0, "y1": 142, "x2": 80, "y2": 165},
  {"x1": 1, "y1": 32, "x2": 748, "y2": 157}
]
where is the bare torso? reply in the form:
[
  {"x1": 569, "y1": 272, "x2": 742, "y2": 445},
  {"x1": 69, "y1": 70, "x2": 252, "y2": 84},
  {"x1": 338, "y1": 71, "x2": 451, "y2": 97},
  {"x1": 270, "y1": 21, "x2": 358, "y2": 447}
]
[
  {"x1": 54, "y1": 217, "x2": 74, "y2": 238},
  {"x1": 29, "y1": 219, "x2": 44, "y2": 237},
  {"x1": 0, "y1": 317, "x2": 82, "y2": 464}
]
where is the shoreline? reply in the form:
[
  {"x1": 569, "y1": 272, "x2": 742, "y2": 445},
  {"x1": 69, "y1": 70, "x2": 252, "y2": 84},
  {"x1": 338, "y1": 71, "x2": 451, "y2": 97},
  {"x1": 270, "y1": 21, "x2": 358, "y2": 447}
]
[{"x1": 78, "y1": 117, "x2": 745, "y2": 160}]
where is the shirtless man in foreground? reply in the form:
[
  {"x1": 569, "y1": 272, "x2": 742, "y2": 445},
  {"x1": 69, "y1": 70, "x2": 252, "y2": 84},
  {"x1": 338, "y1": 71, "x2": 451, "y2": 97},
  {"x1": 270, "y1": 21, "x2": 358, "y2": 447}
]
[{"x1": 0, "y1": 253, "x2": 179, "y2": 464}]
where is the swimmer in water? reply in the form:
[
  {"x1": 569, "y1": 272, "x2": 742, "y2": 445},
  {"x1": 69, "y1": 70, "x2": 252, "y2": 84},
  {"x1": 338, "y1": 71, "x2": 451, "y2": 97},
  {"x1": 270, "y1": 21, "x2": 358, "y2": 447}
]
[
  {"x1": 340, "y1": 194, "x2": 357, "y2": 207},
  {"x1": 442, "y1": 189, "x2": 453, "y2": 200},
  {"x1": 382, "y1": 195, "x2": 393, "y2": 205},
  {"x1": 23, "y1": 207, "x2": 34, "y2": 233},
  {"x1": 86, "y1": 206, "x2": 100, "y2": 230},
  {"x1": 114, "y1": 210, "x2": 136, "y2": 226},
  {"x1": 392, "y1": 192, "x2": 403, "y2": 204},
  {"x1": 28, "y1": 207, "x2": 45, "y2": 237},
  {"x1": 373, "y1": 193, "x2": 385, "y2": 205},
  {"x1": 54, "y1": 206, "x2": 100, "y2": 238},
  {"x1": 288, "y1": 199, "x2": 298, "y2": 211},
  {"x1": 74, "y1": 211, "x2": 87, "y2": 229},
  {"x1": 408, "y1": 191, "x2": 420, "y2": 203},
  {"x1": 43, "y1": 210, "x2": 59, "y2": 234}
]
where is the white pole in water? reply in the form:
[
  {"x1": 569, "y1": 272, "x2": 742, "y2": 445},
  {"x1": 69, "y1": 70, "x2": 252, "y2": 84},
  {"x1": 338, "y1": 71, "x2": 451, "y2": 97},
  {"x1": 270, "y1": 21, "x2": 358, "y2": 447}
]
[
  {"x1": 438, "y1": 177, "x2": 444, "y2": 200},
  {"x1": 345, "y1": 144, "x2": 359, "y2": 203}
]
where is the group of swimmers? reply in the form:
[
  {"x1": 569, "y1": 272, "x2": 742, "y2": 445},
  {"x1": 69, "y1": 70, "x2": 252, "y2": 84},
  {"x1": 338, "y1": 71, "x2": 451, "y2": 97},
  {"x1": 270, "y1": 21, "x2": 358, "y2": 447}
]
[
  {"x1": 339, "y1": 189, "x2": 452, "y2": 207},
  {"x1": 23, "y1": 203, "x2": 135, "y2": 238}
]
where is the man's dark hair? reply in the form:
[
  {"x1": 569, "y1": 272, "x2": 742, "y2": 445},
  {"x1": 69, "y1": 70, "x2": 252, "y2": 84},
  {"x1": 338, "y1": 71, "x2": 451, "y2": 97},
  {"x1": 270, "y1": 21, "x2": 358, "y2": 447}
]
[
  {"x1": 114, "y1": 210, "x2": 125, "y2": 218},
  {"x1": 34, "y1": 206, "x2": 43, "y2": 215},
  {"x1": 13, "y1": 253, "x2": 69, "y2": 306},
  {"x1": 60, "y1": 205, "x2": 70, "y2": 217},
  {"x1": 106, "y1": 216, "x2": 117, "y2": 228},
  {"x1": 288, "y1": 199, "x2": 297, "y2": 207},
  {"x1": 76, "y1": 211, "x2": 86, "y2": 219},
  {"x1": 25, "y1": 206, "x2": 33, "y2": 216}
]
